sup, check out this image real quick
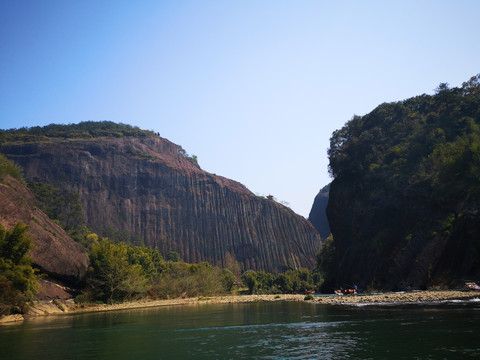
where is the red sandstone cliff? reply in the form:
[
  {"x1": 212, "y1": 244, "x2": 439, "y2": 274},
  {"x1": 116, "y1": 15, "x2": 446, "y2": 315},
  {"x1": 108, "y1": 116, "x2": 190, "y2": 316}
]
[
  {"x1": 1, "y1": 136, "x2": 321, "y2": 272},
  {"x1": 0, "y1": 176, "x2": 88, "y2": 282}
]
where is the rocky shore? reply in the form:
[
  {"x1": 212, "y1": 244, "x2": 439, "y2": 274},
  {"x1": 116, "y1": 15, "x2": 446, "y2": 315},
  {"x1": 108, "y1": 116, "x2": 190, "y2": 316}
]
[
  {"x1": 315, "y1": 290, "x2": 480, "y2": 305},
  {"x1": 1, "y1": 290, "x2": 479, "y2": 324}
]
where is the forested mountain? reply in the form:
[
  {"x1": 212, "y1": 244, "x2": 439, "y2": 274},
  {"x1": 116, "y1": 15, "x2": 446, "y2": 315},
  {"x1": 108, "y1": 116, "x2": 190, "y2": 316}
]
[
  {"x1": 0, "y1": 122, "x2": 321, "y2": 273},
  {"x1": 321, "y1": 74, "x2": 480, "y2": 290}
]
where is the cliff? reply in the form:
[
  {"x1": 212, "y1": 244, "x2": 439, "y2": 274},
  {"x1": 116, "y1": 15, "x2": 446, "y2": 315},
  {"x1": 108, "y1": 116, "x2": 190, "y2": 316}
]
[
  {"x1": 322, "y1": 75, "x2": 480, "y2": 291},
  {"x1": 308, "y1": 184, "x2": 331, "y2": 239},
  {"x1": 0, "y1": 175, "x2": 88, "y2": 283},
  {"x1": 1, "y1": 133, "x2": 321, "y2": 272}
]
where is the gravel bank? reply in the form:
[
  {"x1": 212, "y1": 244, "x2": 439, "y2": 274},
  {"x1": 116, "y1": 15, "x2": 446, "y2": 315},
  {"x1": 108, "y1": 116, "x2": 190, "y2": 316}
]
[
  {"x1": 314, "y1": 290, "x2": 480, "y2": 305},
  {"x1": 1, "y1": 291, "x2": 479, "y2": 324}
]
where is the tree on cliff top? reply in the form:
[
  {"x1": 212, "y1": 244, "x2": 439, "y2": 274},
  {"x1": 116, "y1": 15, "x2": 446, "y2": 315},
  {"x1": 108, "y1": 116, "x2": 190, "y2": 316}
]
[
  {"x1": 328, "y1": 73, "x2": 480, "y2": 185},
  {"x1": 0, "y1": 121, "x2": 156, "y2": 144}
]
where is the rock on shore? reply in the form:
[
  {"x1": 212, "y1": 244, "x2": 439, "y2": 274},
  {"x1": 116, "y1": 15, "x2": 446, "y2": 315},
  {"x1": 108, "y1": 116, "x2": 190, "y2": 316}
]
[
  {"x1": 314, "y1": 290, "x2": 480, "y2": 305},
  {"x1": 2, "y1": 291, "x2": 478, "y2": 324},
  {"x1": 26, "y1": 291, "x2": 480, "y2": 317}
]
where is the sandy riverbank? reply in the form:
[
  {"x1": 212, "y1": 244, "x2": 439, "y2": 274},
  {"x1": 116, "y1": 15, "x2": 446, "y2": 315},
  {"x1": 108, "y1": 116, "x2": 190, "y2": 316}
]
[{"x1": 1, "y1": 290, "x2": 479, "y2": 324}]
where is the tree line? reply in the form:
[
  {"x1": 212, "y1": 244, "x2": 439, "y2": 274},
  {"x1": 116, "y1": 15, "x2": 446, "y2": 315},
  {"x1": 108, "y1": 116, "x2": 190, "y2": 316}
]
[
  {"x1": 242, "y1": 268, "x2": 324, "y2": 295},
  {"x1": 77, "y1": 235, "x2": 237, "y2": 304},
  {"x1": 0, "y1": 121, "x2": 157, "y2": 144}
]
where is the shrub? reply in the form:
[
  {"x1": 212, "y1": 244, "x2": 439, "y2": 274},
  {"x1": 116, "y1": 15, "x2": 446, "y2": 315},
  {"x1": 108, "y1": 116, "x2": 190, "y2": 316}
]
[
  {"x1": 0, "y1": 154, "x2": 24, "y2": 183},
  {"x1": 0, "y1": 223, "x2": 38, "y2": 315}
]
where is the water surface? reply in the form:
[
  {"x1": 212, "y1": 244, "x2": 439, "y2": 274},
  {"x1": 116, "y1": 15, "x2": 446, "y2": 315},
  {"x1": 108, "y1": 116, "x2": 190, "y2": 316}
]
[{"x1": 1, "y1": 301, "x2": 479, "y2": 359}]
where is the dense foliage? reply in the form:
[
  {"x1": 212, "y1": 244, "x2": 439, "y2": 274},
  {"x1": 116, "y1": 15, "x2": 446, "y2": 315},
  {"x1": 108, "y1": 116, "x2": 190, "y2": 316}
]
[
  {"x1": 0, "y1": 121, "x2": 156, "y2": 143},
  {"x1": 329, "y1": 75, "x2": 480, "y2": 193},
  {"x1": 79, "y1": 237, "x2": 235, "y2": 303},
  {"x1": 0, "y1": 223, "x2": 38, "y2": 315},
  {"x1": 241, "y1": 268, "x2": 323, "y2": 294},
  {"x1": 80, "y1": 234, "x2": 321, "y2": 303},
  {"x1": 0, "y1": 159, "x2": 37, "y2": 314},
  {"x1": 323, "y1": 74, "x2": 480, "y2": 290}
]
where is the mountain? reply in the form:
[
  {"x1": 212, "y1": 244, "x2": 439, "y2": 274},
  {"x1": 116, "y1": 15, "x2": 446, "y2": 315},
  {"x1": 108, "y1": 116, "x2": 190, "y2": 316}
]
[
  {"x1": 308, "y1": 184, "x2": 331, "y2": 239},
  {"x1": 321, "y1": 74, "x2": 480, "y2": 291},
  {"x1": 0, "y1": 174, "x2": 88, "y2": 284},
  {"x1": 0, "y1": 122, "x2": 321, "y2": 272}
]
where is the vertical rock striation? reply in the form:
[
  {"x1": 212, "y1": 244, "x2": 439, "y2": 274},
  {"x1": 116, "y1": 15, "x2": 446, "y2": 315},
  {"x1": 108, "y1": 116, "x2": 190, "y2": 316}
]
[{"x1": 1, "y1": 137, "x2": 321, "y2": 272}]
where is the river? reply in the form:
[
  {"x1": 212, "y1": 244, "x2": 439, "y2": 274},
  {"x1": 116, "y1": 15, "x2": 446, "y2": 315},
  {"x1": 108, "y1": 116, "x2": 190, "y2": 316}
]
[{"x1": 1, "y1": 300, "x2": 479, "y2": 359}]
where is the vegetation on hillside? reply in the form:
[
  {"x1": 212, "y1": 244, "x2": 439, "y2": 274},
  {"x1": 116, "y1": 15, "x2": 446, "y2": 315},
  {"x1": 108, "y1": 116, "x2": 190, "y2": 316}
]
[
  {"x1": 27, "y1": 181, "x2": 89, "y2": 243},
  {"x1": 177, "y1": 145, "x2": 200, "y2": 168},
  {"x1": 27, "y1": 182, "x2": 144, "y2": 247},
  {"x1": 79, "y1": 235, "x2": 324, "y2": 303},
  {"x1": 0, "y1": 121, "x2": 156, "y2": 144},
  {"x1": 77, "y1": 237, "x2": 236, "y2": 303},
  {"x1": 0, "y1": 157, "x2": 37, "y2": 314},
  {"x1": 0, "y1": 154, "x2": 24, "y2": 183},
  {"x1": 0, "y1": 223, "x2": 38, "y2": 315},
  {"x1": 242, "y1": 268, "x2": 323, "y2": 294},
  {"x1": 22, "y1": 173, "x2": 237, "y2": 303},
  {"x1": 323, "y1": 73, "x2": 480, "y2": 289},
  {"x1": 329, "y1": 74, "x2": 480, "y2": 191}
]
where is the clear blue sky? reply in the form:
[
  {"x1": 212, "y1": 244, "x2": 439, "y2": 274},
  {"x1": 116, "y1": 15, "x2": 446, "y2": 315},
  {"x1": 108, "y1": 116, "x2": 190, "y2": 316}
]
[{"x1": 1, "y1": 1, "x2": 479, "y2": 217}]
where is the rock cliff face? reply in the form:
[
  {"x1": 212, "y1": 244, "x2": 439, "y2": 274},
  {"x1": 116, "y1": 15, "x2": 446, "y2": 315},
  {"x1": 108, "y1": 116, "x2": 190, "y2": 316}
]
[
  {"x1": 308, "y1": 184, "x2": 331, "y2": 239},
  {"x1": 1, "y1": 137, "x2": 321, "y2": 272},
  {"x1": 322, "y1": 77, "x2": 480, "y2": 291},
  {"x1": 0, "y1": 176, "x2": 88, "y2": 282},
  {"x1": 325, "y1": 176, "x2": 480, "y2": 291}
]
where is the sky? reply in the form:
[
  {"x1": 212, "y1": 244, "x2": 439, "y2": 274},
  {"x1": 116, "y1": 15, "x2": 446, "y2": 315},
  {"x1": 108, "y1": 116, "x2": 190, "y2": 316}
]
[{"x1": 1, "y1": 1, "x2": 480, "y2": 217}]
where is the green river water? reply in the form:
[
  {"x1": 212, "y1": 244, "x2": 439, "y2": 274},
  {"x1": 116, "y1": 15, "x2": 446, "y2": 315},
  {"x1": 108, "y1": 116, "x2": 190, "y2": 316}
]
[{"x1": 1, "y1": 300, "x2": 479, "y2": 359}]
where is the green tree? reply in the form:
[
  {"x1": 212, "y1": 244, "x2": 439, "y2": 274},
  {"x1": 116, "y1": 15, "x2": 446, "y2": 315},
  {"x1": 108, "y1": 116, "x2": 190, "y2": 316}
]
[
  {"x1": 0, "y1": 154, "x2": 24, "y2": 183},
  {"x1": 276, "y1": 270, "x2": 300, "y2": 293},
  {"x1": 149, "y1": 261, "x2": 227, "y2": 298},
  {"x1": 242, "y1": 270, "x2": 258, "y2": 294},
  {"x1": 241, "y1": 270, "x2": 277, "y2": 294},
  {"x1": 166, "y1": 251, "x2": 181, "y2": 262},
  {"x1": 87, "y1": 239, "x2": 149, "y2": 303},
  {"x1": 0, "y1": 223, "x2": 37, "y2": 315},
  {"x1": 221, "y1": 269, "x2": 236, "y2": 292},
  {"x1": 127, "y1": 245, "x2": 165, "y2": 276}
]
